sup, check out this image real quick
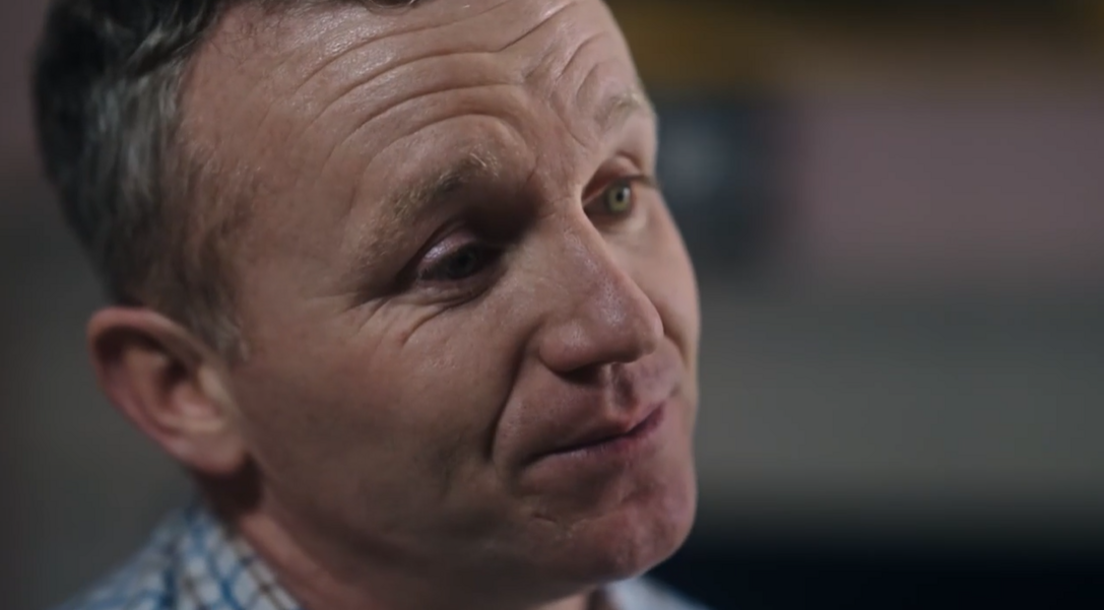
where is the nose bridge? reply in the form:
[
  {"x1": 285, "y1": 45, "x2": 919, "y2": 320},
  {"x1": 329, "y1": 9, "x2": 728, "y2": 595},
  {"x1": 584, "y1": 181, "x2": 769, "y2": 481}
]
[{"x1": 535, "y1": 212, "x2": 663, "y2": 373}]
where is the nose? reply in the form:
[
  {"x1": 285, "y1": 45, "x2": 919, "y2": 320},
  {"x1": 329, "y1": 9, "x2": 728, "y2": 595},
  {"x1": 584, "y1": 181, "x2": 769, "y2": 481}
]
[{"x1": 535, "y1": 223, "x2": 664, "y2": 377}]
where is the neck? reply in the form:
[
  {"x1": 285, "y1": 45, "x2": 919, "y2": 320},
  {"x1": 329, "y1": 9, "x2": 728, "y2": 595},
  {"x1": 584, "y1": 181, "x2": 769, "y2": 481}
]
[{"x1": 218, "y1": 497, "x2": 597, "y2": 610}]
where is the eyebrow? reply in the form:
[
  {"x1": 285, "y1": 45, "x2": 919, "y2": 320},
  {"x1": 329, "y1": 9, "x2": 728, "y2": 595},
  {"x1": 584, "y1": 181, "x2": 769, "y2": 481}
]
[
  {"x1": 386, "y1": 87, "x2": 654, "y2": 225},
  {"x1": 389, "y1": 150, "x2": 498, "y2": 225},
  {"x1": 596, "y1": 86, "x2": 656, "y2": 140}
]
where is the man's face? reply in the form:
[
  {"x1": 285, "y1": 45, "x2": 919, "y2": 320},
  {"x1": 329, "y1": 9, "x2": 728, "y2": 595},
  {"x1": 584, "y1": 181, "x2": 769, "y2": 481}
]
[{"x1": 188, "y1": 0, "x2": 700, "y2": 593}]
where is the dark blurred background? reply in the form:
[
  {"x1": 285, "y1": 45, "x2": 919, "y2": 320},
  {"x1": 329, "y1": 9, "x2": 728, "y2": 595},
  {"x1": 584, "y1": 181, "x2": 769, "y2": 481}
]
[{"x1": 4, "y1": 1, "x2": 1104, "y2": 608}]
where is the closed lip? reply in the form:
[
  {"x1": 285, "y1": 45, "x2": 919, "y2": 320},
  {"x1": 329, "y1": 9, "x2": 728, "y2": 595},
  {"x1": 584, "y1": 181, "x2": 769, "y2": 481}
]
[{"x1": 526, "y1": 400, "x2": 666, "y2": 464}]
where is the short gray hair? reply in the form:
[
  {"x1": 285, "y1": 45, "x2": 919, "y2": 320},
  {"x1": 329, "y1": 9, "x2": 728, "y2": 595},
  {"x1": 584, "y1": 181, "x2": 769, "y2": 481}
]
[{"x1": 33, "y1": 0, "x2": 415, "y2": 357}]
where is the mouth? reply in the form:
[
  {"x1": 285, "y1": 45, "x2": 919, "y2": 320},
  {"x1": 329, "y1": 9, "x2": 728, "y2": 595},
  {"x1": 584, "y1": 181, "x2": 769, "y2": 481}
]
[{"x1": 531, "y1": 401, "x2": 668, "y2": 465}]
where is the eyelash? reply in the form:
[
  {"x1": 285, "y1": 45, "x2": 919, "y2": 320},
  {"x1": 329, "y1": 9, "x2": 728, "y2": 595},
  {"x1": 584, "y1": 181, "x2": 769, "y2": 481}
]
[
  {"x1": 586, "y1": 175, "x2": 652, "y2": 219},
  {"x1": 417, "y1": 242, "x2": 502, "y2": 284},
  {"x1": 415, "y1": 174, "x2": 655, "y2": 287}
]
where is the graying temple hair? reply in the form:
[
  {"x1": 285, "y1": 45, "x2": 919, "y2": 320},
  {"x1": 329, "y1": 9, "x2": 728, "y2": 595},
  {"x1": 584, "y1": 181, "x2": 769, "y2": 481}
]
[{"x1": 33, "y1": 0, "x2": 415, "y2": 357}]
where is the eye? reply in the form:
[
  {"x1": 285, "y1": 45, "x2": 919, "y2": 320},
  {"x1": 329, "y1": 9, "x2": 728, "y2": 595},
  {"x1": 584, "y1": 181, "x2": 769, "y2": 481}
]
[
  {"x1": 418, "y1": 242, "x2": 499, "y2": 283},
  {"x1": 598, "y1": 179, "x2": 636, "y2": 216},
  {"x1": 587, "y1": 175, "x2": 657, "y2": 223}
]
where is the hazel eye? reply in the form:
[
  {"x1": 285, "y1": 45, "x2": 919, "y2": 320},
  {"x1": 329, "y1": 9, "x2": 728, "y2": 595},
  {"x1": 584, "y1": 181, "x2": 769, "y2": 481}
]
[{"x1": 601, "y1": 181, "x2": 635, "y2": 215}]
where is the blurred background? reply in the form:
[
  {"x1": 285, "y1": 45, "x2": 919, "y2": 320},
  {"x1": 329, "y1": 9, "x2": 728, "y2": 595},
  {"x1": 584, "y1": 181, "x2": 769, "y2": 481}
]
[{"x1": 3, "y1": 0, "x2": 1104, "y2": 608}]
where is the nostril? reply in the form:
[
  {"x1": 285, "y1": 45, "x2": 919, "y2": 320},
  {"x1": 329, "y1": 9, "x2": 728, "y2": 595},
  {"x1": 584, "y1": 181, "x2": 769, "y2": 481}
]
[{"x1": 561, "y1": 363, "x2": 611, "y2": 386}]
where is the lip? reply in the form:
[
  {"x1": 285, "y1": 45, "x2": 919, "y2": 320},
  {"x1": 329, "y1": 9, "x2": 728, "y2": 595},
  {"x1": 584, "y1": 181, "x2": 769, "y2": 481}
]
[
  {"x1": 503, "y1": 344, "x2": 685, "y2": 478},
  {"x1": 528, "y1": 400, "x2": 668, "y2": 465}
]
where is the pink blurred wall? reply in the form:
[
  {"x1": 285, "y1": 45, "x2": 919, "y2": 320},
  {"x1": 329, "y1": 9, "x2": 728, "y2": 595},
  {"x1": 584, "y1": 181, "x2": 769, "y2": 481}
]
[{"x1": 784, "y1": 53, "x2": 1104, "y2": 290}]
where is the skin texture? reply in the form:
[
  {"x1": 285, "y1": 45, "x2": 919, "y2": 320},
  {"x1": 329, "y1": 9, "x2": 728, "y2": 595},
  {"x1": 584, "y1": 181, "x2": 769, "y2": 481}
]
[{"x1": 89, "y1": 1, "x2": 701, "y2": 609}]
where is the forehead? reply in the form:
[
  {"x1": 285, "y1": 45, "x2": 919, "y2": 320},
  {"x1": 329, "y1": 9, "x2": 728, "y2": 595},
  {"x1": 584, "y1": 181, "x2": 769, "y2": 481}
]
[
  {"x1": 181, "y1": 0, "x2": 645, "y2": 268},
  {"x1": 185, "y1": 0, "x2": 640, "y2": 170}
]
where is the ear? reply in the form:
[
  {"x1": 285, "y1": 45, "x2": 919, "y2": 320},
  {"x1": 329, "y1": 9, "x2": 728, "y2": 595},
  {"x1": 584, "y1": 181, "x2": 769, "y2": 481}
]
[{"x1": 88, "y1": 307, "x2": 247, "y2": 476}]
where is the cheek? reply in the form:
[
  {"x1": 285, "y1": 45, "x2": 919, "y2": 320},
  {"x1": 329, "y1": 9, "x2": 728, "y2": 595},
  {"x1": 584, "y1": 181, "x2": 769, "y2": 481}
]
[
  {"x1": 228, "y1": 303, "x2": 522, "y2": 528},
  {"x1": 634, "y1": 209, "x2": 701, "y2": 366}
]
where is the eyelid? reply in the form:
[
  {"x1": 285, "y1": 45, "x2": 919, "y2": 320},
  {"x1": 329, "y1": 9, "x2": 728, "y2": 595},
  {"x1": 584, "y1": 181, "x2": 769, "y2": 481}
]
[
  {"x1": 415, "y1": 232, "x2": 476, "y2": 277},
  {"x1": 583, "y1": 173, "x2": 658, "y2": 208}
]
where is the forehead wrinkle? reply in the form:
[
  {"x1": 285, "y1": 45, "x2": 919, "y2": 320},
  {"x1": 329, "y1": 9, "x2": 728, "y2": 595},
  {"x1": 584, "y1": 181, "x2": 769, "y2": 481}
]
[
  {"x1": 199, "y1": 1, "x2": 523, "y2": 181},
  {"x1": 297, "y1": 55, "x2": 494, "y2": 158},
  {"x1": 309, "y1": 53, "x2": 516, "y2": 173},
  {"x1": 304, "y1": 3, "x2": 623, "y2": 221},
  {"x1": 195, "y1": 4, "x2": 352, "y2": 162},
  {"x1": 544, "y1": 69, "x2": 650, "y2": 158},
  {"x1": 207, "y1": 0, "x2": 606, "y2": 204},
  {"x1": 285, "y1": 0, "x2": 517, "y2": 113},
  {"x1": 496, "y1": 0, "x2": 576, "y2": 53},
  {"x1": 289, "y1": 44, "x2": 532, "y2": 168},
  {"x1": 283, "y1": 0, "x2": 569, "y2": 138},
  {"x1": 543, "y1": 29, "x2": 606, "y2": 84},
  {"x1": 560, "y1": 51, "x2": 653, "y2": 148},
  {"x1": 315, "y1": 80, "x2": 522, "y2": 213}
]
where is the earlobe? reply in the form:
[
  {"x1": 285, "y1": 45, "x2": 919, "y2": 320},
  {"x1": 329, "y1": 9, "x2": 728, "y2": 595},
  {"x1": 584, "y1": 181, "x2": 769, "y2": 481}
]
[{"x1": 88, "y1": 307, "x2": 248, "y2": 476}]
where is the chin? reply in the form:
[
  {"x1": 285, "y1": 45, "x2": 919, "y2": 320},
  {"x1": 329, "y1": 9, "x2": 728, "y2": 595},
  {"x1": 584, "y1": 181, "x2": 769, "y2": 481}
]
[{"x1": 541, "y1": 457, "x2": 698, "y2": 586}]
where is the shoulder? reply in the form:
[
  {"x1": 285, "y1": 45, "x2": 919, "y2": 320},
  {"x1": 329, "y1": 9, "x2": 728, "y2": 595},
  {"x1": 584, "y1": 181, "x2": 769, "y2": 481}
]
[{"x1": 606, "y1": 577, "x2": 712, "y2": 610}]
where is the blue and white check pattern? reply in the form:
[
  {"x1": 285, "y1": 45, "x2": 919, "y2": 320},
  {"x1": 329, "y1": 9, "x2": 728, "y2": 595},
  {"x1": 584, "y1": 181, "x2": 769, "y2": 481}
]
[{"x1": 58, "y1": 503, "x2": 706, "y2": 610}]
